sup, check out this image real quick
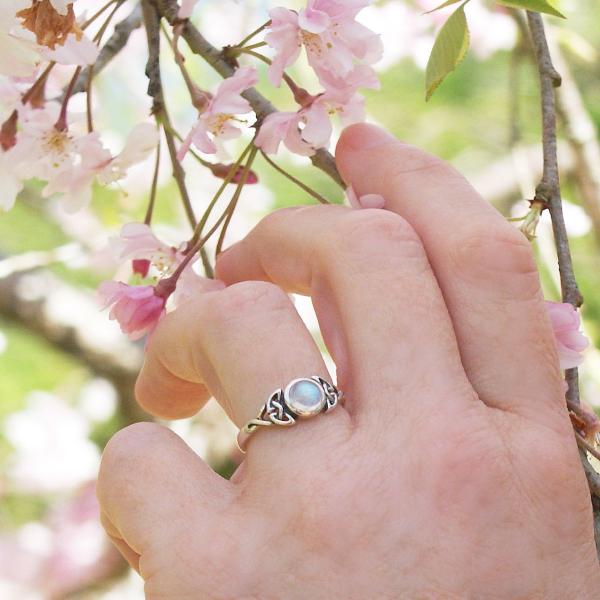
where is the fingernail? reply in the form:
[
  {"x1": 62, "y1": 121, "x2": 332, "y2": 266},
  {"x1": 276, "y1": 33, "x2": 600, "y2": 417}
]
[{"x1": 342, "y1": 124, "x2": 396, "y2": 151}]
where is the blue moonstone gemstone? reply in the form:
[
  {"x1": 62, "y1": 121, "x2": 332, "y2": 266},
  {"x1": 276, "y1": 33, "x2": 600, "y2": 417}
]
[{"x1": 285, "y1": 378, "x2": 326, "y2": 417}]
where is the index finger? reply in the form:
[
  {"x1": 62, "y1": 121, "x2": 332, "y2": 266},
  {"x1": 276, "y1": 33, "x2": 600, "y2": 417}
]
[{"x1": 335, "y1": 124, "x2": 566, "y2": 426}]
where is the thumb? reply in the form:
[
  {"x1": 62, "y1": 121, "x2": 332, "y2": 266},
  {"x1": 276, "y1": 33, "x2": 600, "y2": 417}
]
[{"x1": 97, "y1": 423, "x2": 232, "y2": 577}]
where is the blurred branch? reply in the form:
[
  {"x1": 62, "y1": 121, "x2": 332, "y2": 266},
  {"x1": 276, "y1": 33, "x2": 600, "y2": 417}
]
[
  {"x1": 0, "y1": 266, "x2": 149, "y2": 424},
  {"x1": 551, "y1": 40, "x2": 600, "y2": 249},
  {"x1": 150, "y1": 0, "x2": 344, "y2": 188},
  {"x1": 72, "y1": 4, "x2": 143, "y2": 95}
]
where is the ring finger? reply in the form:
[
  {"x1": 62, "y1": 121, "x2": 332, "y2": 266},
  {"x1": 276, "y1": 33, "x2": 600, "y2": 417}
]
[{"x1": 136, "y1": 280, "x2": 350, "y2": 457}]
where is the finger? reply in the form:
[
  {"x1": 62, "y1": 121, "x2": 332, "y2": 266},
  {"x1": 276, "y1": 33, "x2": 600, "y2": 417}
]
[
  {"x1": 136, "y1": 281, "x2": 348, "y2": 453},
  {"x1": 335, "y1": 123, "x2": 565, "y2": 422},
  {"x1": 134, "y1": 280, "x2": 227, "y2": 420},
  {"x1": 101, "y1": 511, "x2": 141, "y2": 573},
  {"x1": 215, "y1": 206, "x2": 475, "y2": 428},
  {"x1": 97, "y1": 422, "x2": 230, "y2": 576}
]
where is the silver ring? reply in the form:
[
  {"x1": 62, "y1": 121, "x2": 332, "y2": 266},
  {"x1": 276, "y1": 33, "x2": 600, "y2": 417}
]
[{"x1": 237, "y1": 376, "x2": 343, "y2": 452}]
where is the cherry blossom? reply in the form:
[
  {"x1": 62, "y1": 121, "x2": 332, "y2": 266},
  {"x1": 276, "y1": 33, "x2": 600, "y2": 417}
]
[
  {"x1": 256, "y1": 66, "x2": 377, "y2": 155},
  {"x1": 178, "y1": 66, "x2": 258, "y2": 158},
  {"x1": 546, "y1": 301, "x2": 589, "y2": 370},
  {"x1": 3, "y1": 112, "x2": 159, "y2": 212},
  {"x1": 111, "y1": 222, "x2": 182, "y2": 276},
  {"x1": 265, "y1": 0, "x2": 382, "y2": 88},
  {"x1": 0, "y1": 2, "x2": 41, "y2": 77},
  {"x1": 42, "y1": 32, "x2": 99, "y2": 66},
  {"x1": 98, "y1": 280, "x2": 174, "y2": 341}
]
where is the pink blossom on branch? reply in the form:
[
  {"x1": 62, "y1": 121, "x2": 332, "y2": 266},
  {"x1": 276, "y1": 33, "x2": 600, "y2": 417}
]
[
  {"x1": 178, "y1": 66, "x2": 258, "y2": 158},
  {"x1": 546, "y1": 301, "x2": 589, "y2": 370},
  {"x1": 0, "y1": 2, "x2": 41, "y2": 77},
  {"x1": 265, "y1": 0, "x2": 382, "y2": 88},
  {"x1": 256, "y1": 66, "x2": 378, "y2": 156},
  {"x1": 111, "y1": 222, "x2": 182, "y2": 276},
  {"x1": 1, "y1": 113, "x2": 158, "y2": 213},
  {"x1": 98, "y1": 280, "x2": 173, "y2": 341},
  {"x1": 42, "y1": 32, "x2": 100, "y2": 66}
]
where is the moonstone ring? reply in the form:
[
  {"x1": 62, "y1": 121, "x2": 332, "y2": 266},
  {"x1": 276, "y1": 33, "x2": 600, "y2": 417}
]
[{"x1": 237, "y1": 376, "x2": 343, "y2": 451}]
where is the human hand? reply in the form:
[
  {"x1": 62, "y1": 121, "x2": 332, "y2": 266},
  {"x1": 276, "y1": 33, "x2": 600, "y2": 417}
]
[{"x1": 97, "y1": 124, "x2": 600, "y2": 599}]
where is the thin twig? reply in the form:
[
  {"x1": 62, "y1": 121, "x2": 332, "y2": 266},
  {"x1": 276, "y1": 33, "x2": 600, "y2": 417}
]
[
  {"x1": 73, "y1": 4, "x2": 143, "y2": 95},
  {"x1": 141, "y1": 0, "x2": 195, "y2": 228},
  {"x1": 151, "y1": 0, "x2": 344, "y2": 188},
  {"x1": 526, "y1": 11, "x2": 583, "y2": 409},
  {"x1": 144, "y1": 132, "x2": 162, "y2": 224},
  {"x1": 142, "y1": 0, "x2": 213, "y2": 278},
  {"x1": 260, "y1": 151, "x2": 330, "y2": 205},
  {"x1": 215, "y1": 146, "x2": 258, "y2": 257}
]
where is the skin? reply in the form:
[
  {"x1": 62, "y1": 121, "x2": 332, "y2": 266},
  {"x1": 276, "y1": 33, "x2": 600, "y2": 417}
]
[{"x1": 97, "y1": 124, "x2": 600, "y2": 599}]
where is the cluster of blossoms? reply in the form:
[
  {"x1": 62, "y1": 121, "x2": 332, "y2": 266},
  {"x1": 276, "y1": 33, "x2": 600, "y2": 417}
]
[
  {"x1": 177, "y1": 0, "x2": 382, "y2": 159},
  {"x1": 0, "y1": 1, "x2": 591, "y2": 382},
  {"x1": 0, "y1": 1, "x2": 159, "y2": 212},
  {"x1": 100, "y1": 0, "x2": 384, "y2": 340},
  {"x1": 255, "y1": 0, "x2": 382, "y2": 156}
]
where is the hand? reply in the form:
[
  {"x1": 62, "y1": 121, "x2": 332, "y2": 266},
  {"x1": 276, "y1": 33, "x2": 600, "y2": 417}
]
[{"x1": 97, "y1": 124, "x2": 600, "y2": 599}]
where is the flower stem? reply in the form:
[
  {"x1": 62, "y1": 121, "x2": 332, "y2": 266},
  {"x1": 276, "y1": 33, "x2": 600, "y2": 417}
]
[
  {"x1": 188, "y1": 141, "x2": 255, "y2": 247},
  {"x1": 236, "y1": 20, "x2": 271, "y2": 49},
  {"x1": 21, "y1": 63, "x2": 54, "y2": 106},
  {"x1": 260, "y1": 151, "x2": 330, "y2": 205},
  {"x1": 215, "y1": 145, "x2": 258, "y2": 256},
  {"x1": 145, "y1": 132, "x2": 162, "y2": 225},
  {"x1": 81, "y1": 0, "x2": 121, "y2": 30},
  {"x1": 56, "y1": 66, "x2": 83, "y2": 131}
]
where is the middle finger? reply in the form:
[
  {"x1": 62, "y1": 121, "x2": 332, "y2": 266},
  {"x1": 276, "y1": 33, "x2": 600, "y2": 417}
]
[{"x1": 216, "y1": 205, "x2": 477, "y2": 430}]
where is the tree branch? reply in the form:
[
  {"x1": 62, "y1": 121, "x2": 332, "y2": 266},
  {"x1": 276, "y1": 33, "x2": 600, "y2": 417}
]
[
  {"x1": 527, "y1": 10, "x2": 600, "y2": 556},
  {"x1": 526, "y1": 12, "x2": 583, "y2": 409},
  {"x1": 72, "y1": 4, "x2": 143, "y2": 95},
  {"x1": 150, "y1": 0, "x2": 344, "y2": 188}
]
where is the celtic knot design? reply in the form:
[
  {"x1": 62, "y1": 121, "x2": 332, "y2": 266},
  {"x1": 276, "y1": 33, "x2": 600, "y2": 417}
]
[
  {"x1": 313, "y1": 376, "x2": 342, "y2": 412},
  {"x1": 263, "y1": 389, "x2": 296, "y2": 426}
]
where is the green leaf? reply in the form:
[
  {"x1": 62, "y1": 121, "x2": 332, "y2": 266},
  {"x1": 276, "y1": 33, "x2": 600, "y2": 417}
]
[
  {"x1": 425, "y1": 3, "x2": 470, "y2": 101},
  {"x1": 495, "y1": 0, "x2": 565, "y2": 18},
  {"x1": 424, "y1": 0, "x2": 463, "y2": 14}
]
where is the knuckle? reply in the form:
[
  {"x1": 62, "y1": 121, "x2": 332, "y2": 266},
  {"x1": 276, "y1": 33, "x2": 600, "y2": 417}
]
[
  {"x1": 99, "y1": 423, "x2": 172, "y2": 492},
  {"x1": 452, "y1": 224, "x2": 540, "y2": 299},
  {"x1": 221, "y1": 280, "x2": 289, "y2": 313},
  {"x1": 200, "y1": 281, "x2": 290, "y2": 323},
  {"x1": 330, "y1": 209, "x2": 424, "y2": 260}
]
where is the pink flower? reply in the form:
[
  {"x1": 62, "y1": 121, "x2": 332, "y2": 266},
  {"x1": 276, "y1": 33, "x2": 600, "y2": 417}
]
[
  {"x1": 256, "y1": 66, "x2": 377, "y2": 155},
  {"x1": 7, "y1": 111, "x2": 158, "y2": 212},
  {"x1": 546, "y1": 301, "x2": 589, "y2": 369},
  {"x1": 0, "y1": 2, "x2": 40, "y2": 77},
  {"x1": 43, "y1": 32, "x2": 100, "y2": 66},
  {"x1": 178, "y1": 67, "x2": 258, "y2": 158},
  {"x1": 98, "y1": 281, "x2": 173, "y2": 340},
  {"x1": 346, "y1": 185, "x2": 385, "y2": 209},
  {"x1": 111, "y1": 222, "x2": 181, "y2": 275},
  {"x1": 255, "y1": 111, "x2": 313, "y2": 156},
  {"x1": 265, "y1": 0, "x2": 382, "y2": 88}
]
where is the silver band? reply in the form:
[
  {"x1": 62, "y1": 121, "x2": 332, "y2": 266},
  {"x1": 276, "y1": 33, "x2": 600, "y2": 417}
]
[{"x1": 237, "y1": 376, "x2": 342, "y2": 451}]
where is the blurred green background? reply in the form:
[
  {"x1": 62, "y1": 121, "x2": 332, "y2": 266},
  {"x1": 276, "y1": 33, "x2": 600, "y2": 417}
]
[{"x1": 0, "y1": 0, "x2": 598, "y2": 597}]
